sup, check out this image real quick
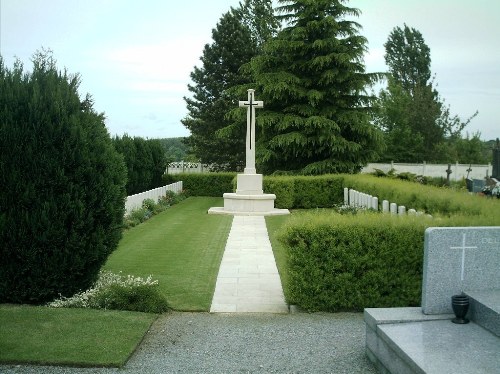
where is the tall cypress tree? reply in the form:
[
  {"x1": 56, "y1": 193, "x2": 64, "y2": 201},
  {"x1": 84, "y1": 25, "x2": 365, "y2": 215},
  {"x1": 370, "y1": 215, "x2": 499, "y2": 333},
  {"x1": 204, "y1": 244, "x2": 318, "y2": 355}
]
[
  {"x1": 182, "y1": 1, "x2": 278, "y2": 170},
  {"x1": 241, "y1": 0, "x2": 382, "y2": 174}
]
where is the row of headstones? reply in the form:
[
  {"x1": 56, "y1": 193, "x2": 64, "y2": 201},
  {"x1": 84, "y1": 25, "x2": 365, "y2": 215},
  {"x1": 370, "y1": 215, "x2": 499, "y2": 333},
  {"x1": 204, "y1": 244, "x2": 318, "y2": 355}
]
[{"x1": 343, "y1": 188, "x2": 431, "y2": 217}]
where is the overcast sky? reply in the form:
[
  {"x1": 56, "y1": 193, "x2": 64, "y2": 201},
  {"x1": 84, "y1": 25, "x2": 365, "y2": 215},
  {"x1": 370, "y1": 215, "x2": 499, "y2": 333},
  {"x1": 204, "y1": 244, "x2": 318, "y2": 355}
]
[{"x1": 1, "y1": 0, "x2": 498, "y2": 141}]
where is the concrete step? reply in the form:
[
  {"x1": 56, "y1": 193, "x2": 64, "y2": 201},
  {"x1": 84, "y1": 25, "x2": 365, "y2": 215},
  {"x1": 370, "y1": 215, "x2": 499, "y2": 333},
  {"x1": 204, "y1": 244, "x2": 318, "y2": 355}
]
[
  {"x1": 365, "y1": 307, "x2": 500, "y2": 374},
  {"x1": 466, "y1": 289, "x2": 500, "y2": 337}
]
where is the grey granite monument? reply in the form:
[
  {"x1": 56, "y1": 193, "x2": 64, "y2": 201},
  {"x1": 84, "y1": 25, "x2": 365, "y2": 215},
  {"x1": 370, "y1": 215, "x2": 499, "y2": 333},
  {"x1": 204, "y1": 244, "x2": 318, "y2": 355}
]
[
  {"x1": 365, "y1": 226, "x2": 500, "y2": 373},
  {"x1": 422, "y1": 226, "x2": 500, "y2": 314}
]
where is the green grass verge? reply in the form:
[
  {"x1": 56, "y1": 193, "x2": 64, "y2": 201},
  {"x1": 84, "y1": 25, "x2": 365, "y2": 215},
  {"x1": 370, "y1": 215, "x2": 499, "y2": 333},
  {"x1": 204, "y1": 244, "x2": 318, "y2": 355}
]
[
  {"x1": 104, "y1": 197, "x2": 232, "y2": 311},
  {"x1": 0, "y1": 304, "x2": 156, "y2": 367},
  {"x1": 266, "y1": 215, "x2": 292, "y2": 303}
]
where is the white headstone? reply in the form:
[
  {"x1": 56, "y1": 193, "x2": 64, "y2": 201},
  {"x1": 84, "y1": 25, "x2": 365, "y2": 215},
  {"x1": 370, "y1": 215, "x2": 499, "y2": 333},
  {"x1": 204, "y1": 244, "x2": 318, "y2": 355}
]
[
  {"x1": 390, "y1": 203, "x2": 397, "y2": 215},
  {"x1": 382, "y1": 200, "x2": 389, "y2": 213}
]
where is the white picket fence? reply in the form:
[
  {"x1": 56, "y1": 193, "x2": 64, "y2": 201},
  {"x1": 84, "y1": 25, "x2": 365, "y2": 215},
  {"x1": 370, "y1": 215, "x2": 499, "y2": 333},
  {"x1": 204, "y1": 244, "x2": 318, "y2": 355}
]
[
  {"x1": 344, "y1": 187, "x2": 430, "y2": 217},
  {"x1": 125, "y1": 181, "x2": 183, "y2": 215}
]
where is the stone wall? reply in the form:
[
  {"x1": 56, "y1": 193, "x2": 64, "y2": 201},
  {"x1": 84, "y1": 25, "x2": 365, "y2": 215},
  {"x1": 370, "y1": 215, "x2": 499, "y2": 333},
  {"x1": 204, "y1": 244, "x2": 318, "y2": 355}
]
[{"x1": 361, "y1": 162, "x2": 492, "y2": 181}]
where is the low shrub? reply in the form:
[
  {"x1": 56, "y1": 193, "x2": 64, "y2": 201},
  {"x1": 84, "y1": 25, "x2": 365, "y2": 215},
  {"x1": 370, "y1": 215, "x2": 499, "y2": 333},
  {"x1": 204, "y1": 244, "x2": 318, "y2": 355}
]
[{"x1": 47, "y1": 271, "x2": 169, "y2": 314}]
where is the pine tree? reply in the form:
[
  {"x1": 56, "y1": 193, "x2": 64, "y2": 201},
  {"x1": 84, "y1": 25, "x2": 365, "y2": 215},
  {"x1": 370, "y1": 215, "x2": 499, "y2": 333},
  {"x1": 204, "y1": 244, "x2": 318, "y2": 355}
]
[
  {"x1": 237, "y1": 0, "x2": 382, "y2": 174},
  {"x1": 182, "y1": 1, "x2": 278, "y2": 170}
]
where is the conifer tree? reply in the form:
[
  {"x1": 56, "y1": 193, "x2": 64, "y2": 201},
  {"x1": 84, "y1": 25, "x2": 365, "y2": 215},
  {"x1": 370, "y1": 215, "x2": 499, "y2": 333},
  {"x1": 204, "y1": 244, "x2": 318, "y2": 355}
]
[
  {"x1": 238, "y1": 0, "x2": 382, "y2": 174},
  {"x1": 182, "y1": 1, "x2": 278, "y2": 170},
  {"x1": 0, "y1": 51, "x2": 127, "y2": 304}
]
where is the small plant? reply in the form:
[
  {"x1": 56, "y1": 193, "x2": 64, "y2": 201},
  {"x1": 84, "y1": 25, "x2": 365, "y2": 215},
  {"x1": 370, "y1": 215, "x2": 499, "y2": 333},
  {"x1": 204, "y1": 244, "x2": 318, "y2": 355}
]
[
  {"x1": 142, "y1": 198, "x2": 156, "y2": 211},
  {"x1": 47, "y1": 271, "x2": 169, "y2": 313},
  {"x1": 371, "y1": 168, "x2": 387, "y2": 177},
  {"x1": 334, "y1": 204, "x2": 361, "y2": 215}
]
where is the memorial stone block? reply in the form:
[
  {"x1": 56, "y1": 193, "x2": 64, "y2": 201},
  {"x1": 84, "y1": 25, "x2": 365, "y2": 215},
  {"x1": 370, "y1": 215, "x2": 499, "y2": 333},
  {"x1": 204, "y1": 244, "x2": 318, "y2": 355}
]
[{"x1": 422, "y1": 227, "x2": 500, "y2": 314}]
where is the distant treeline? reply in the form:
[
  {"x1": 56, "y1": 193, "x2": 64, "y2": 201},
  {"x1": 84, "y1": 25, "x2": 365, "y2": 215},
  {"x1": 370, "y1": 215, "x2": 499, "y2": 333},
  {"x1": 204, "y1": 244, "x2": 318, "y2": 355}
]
[{"x1": 157, "y1": 137, "x2": 190, "y2": 162}]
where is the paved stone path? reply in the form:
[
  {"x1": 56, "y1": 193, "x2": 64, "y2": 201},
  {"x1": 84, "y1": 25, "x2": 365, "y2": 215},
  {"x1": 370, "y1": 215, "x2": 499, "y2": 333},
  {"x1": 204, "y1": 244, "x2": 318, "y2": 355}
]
[{"x1": 210, "y1": 215, "x2": 288, "y2": 313}]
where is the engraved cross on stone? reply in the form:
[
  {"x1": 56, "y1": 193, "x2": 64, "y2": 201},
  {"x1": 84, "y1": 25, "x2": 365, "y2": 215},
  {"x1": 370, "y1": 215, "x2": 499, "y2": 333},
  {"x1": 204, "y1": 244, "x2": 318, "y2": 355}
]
[
  {"x1": 450, "y1": 233, "x2": 478, "y2": 283},
  {"x1": 239, "y1": 89, "x2": 263, "y2": 174}
]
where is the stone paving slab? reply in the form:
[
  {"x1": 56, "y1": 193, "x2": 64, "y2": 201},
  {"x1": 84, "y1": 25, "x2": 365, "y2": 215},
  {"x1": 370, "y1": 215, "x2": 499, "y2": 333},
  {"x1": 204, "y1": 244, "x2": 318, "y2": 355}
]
[{"x1": 210, "y1": 216, "x2": 288, "y2": 313}]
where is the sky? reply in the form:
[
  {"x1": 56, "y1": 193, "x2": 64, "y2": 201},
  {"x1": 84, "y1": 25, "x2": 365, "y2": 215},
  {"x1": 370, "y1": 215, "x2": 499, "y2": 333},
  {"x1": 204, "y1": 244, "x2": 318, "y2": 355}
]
[{"x1": 1, "y1": 0, "x2": 499, "y2": 141}]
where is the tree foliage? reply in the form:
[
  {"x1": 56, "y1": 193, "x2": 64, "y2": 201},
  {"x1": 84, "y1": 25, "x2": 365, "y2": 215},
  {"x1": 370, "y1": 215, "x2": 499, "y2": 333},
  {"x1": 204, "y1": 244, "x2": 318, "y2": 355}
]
[
  {"x1": 231, "y1": 0, "x2": 382, "y2": 174},
  {"x1": 376, "y1": 24, "x2": 478, "y2": 162},
  {"x1": 0, "y1": 51, "x2": 127, "y2": 304},
  {"x1": 112, "y1": 135, "x2": 167, "y2": 195},
  {"x1": 182, "y1": 1, "x2": 278, "y2": 171},
  {"x1": 157, "y1": 137, "x2": 189, "y2": 162}
]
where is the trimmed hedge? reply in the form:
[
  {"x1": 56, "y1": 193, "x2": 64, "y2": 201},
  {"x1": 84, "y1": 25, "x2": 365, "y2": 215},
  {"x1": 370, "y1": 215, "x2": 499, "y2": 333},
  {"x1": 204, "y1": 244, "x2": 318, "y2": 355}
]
[
  {"x1": 164, "y1": 173, "x2": 236, "y2": 197},
  {"x1": 280, "y1": 212, "x2": 433, "y2": 311},
  {"x1": 263, "y1": 175, "x2": 344, "y2": 209},
  {"x1": 276, "y1": 174, "x2": 499, "y2": 312}
]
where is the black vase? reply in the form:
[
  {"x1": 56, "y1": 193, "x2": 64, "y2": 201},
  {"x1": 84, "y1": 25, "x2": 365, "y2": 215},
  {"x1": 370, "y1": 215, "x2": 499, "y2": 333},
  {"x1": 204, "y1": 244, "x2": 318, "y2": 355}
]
[{"x1": 451, "y1": 294, "x2": 470, "y2": 324}]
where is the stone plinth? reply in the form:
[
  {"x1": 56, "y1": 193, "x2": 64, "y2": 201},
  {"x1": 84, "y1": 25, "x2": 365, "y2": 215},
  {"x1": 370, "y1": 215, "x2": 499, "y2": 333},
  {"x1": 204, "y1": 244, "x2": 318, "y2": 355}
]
[
  {"x1": 236, "y1": 173, "x2": 263, "y2": 195},
  {"x1": 208, "y1": 191, "x2": 289, "y2": 216},
  {"x1": 208, "y1": 173, "x2": 289, "y2": 216}
]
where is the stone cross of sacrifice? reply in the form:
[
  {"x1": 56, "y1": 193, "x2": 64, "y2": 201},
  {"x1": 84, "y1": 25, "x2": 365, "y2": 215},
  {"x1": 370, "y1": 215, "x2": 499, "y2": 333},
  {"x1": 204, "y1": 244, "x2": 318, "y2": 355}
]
[{"x1": 239, "y1": 89, "x2": 263, "y2": 175}]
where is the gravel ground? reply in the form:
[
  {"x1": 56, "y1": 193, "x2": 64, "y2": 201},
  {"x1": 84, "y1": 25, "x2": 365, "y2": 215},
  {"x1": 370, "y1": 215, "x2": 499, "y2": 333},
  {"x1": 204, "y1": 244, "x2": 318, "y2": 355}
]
[{"x1": 1, "y1": 312, "x2": 377, "y2": 374}]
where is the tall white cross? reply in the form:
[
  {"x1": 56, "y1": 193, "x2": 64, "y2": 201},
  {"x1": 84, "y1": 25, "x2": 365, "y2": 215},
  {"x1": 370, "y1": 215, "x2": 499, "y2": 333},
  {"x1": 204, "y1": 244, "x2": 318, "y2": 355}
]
[
  {"x1": 450, "y1": 233, "x2": 478, "y2": 283},
  {"x1": 239, "y1": 89, "x2": 263, "y2": 174}
]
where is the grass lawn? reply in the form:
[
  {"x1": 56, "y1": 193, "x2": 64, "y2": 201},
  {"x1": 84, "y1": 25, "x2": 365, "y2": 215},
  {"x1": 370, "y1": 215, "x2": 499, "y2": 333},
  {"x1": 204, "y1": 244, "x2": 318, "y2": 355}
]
[
  {"x1": 266, "y1": 214, "x2": 292, "y2": 302},
  {"x1": 0, "y1": 304, "x2": 156, "y2": 367},
  {"x1": 104, "y1": 197, "x2": 233, "y2": 311}
]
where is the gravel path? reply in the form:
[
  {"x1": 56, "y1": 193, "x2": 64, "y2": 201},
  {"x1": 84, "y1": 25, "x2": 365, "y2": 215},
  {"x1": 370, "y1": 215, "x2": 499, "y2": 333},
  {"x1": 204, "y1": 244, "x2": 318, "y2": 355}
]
[{"x1": 1, "y1": 312, "x2": 377, "y2": 374}]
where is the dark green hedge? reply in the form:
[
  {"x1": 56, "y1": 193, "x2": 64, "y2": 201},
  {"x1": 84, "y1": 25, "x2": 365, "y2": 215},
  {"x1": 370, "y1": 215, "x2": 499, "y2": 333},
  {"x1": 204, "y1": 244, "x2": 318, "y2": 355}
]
[
  {"x1": 0, "y1": 52, "x2": 127, "y2": 304},
  {"x1": 164, "y1": 173, "x2": 236, "y2": 197},
  {"x1": 263, "y1": 175, "x2": 344, "y2": 209},
  {"x1": 280, "y1": 213, "x2": 433, "y2": 312}
]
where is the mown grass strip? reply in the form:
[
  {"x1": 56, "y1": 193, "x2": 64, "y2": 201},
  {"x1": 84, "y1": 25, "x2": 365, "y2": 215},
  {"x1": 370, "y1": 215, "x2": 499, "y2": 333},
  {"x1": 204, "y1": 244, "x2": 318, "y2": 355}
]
[
  {"x1": 0, "y1": 304, "x2": 156, "y2": 367},
  {"x1": 266, "y1": 214, "x2": 292, "y2": 302},
  {"x1": 104, "y1": 197, "x2": 232, "y2": 311}
]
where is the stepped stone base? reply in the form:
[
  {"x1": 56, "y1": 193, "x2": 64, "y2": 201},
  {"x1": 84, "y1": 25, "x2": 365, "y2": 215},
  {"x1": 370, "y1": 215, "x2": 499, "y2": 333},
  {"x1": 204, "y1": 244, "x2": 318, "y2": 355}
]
[
  {"x1": 208, "y1": 193, "x2": 289, "y2": 216},
  {"x1": 208, "y1": 173, "x2": 290, "y2": 216},
  {"x1": 365, "y1": 298, "x2": 500, "y2": 374}
]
